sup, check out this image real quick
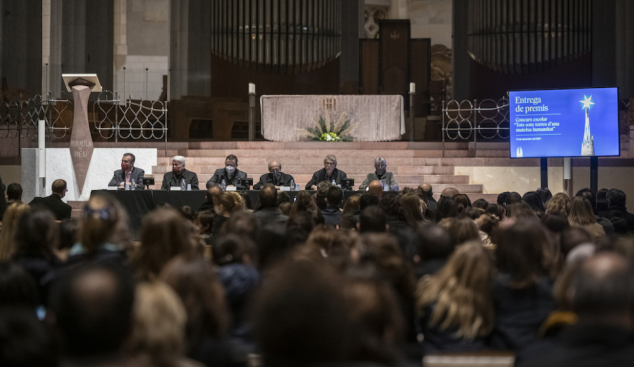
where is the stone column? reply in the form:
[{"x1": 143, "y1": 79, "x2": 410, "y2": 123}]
[
  {"x1": 452, "y1": 0, "x2": 470, "y2": 101},
  {"x1": 339, "y1": 0, "x2": 363, "y2": 94}
]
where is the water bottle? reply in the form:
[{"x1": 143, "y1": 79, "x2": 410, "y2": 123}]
[
  {"x1": 289, "y1": 179, "x2": 295, "y2": 191},
  {"x1": 131, "y1": 179, "x2": 135, "y2": 190},
  {"x1": 332, "y1": 179, "x2": 336, "y2": 187},
  {"x1": 220, "y1": 179, "x2": 227, "y2": 191},
  {"x1": 181, "y1": 178, "x2": 186, "y2": 191},
  {"x1": 124, "y1": 181, "x2": 130, "y2": 190}
]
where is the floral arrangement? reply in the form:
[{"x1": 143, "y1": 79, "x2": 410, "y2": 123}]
[{"x1": 297, "y1": 111, "x2": 358, "y2": 142}]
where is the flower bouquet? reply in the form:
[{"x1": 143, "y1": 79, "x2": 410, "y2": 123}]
[{"x1": 297, "y1": 111, "x2": 358, "y2": 142}]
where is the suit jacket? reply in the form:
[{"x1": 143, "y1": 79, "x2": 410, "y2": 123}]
[
  {"x1": 321, "y1": 206, "x2": 342, "y2": 227},
  {"x1": 253, "y1": 172, "x2": 295, "y2": 190},
  {"x1": 358, "y1": 171, "x2": 398, "y2": 190},
  {"x1": 206, "y1": 168, "x2": 248, "y2": 189},
  {"x1": 253, "y1": 206, "x2": 288, "y2": 227},
  {"x1": 161, "y1": 169, "x2": 199, "y2": 190},
  {"x1": 305, "y1": 168, "x2": 347, "y2": 190},
  {"x1": 108, "y1": 167, "x2": 145, "y2": 190},
  {"x1": 30, "y1": 194, "x2": 72, "y2": 220}
]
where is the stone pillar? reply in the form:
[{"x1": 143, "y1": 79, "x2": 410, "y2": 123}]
[
  {"x1": 592, "y1": 0, "x2": 617, "y2": 88},
  {"x1": 452, "y1": 0, "x2": 470, "y2": 101},
  {"x1": 1, "y1": 0, "x2": 42, "y2": 98},
  {"x1": 169, "y1": 0, "x2": 189, "y2": 99},
  {"x1": 61, "y1": 0, "x2": 86, "y2": 75},
  {"x1": 85, "y1": 0, "x2": 114, "y2": 93},
  {"x1": 339, "y1": 0, "x2": 363, "y2": 94}
]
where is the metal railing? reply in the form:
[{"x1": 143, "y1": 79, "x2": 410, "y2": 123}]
[
  {"x1": 94, "y1": 91, "x2": 168, "y2": 150},
  {"x1": 441, "y1": 97, "x2": 510, "y2": 156},
  {"x1": 0, "y1": 90, "x2": 168, "y2": 155}
]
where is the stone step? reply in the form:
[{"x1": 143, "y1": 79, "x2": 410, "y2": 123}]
[
  {"x1": 154, "y1": 156, "x2": 476, "y2": 167},
  {"x1": 187, "y1": 141, "x2": 474, "y2": 150},
  {"x1": 475, "y1": 150, "x2": 511, "y2": 158}
]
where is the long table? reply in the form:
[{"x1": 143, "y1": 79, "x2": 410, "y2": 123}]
[{"x1": 91, "y1": 189, "x2": 362, "y2": 236}]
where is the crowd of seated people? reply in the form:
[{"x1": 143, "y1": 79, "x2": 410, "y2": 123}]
[{"x1": 2, "y1": 176, "x2": 634, "y2": 367}]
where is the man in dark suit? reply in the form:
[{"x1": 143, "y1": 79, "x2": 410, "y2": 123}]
[
  {"x1": 161, "y1": 155, "x2": 199, "y2": 190},
  {"x1": 253, "y1": 160, "x2": 295, "y2": 190},
  {"x1": 30, "y1": 179, "x2": 72, "y2": 220},
  {"x1": 599, "y1": 189, "x2": 634, "y2": 234},
  {"x1": 306, "y1": 155, "x2": 347, "y2": 190},
  {"x1": 108, "y1": 153, "x2": 145, "y2": 190},
  {"x1": 206, "y1": 154, "x2": 248, "y2": 189},
  {"x1": 359, "y1": 157, "x2": 398, "y2": 191},
  {"x1": 253, "y1": 184, "x2": 288, "y2": 227},
  {"x1": 321, "y1": 185, "x2": 343, "y2": 227}
]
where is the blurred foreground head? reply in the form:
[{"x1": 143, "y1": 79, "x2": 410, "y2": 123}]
[{"x1": 50, "y1": 265, "x2": 135, "y2": 358}]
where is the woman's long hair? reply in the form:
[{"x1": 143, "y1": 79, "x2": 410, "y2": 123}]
[
  {"x1": 546, "y1": 193, "x2": 571, "y2": 215},
  {"x1": 400, "y1": 194, "x2": 425, "y2": 229},
  {"x1": 568, "y1": 196, "x2": 597, "y2": 226},
  {"x1": 416, "y1": 242, "x2": 494, "y2": 339},
  {"x1": 0, "y1": 203, "x2": 29, "y2": 261},
  {"x1": 134, "y1": 208, "x2": 195, "y2": 280},
  {"x1": 289, "y1": 191, "x2": 317, "y2": 217},
  {"x1": 79, "y1": 193, "x2": 130, "y2": 255}
]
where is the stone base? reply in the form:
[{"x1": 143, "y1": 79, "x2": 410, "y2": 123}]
[{"x1": 22, "y1": 148, "x2": 157, "y2": 203}]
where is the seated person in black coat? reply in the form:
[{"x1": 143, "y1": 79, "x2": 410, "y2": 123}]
[
  {"x1": 108, "y1": 153, "x2": 145, "y2": 190},
  {"x1": 29, "y1": 179, "x2": 72, "y2": 220},
  {"x1": 305, "y1": 154, "x2": 347, "y2": 190},
  {"x1": 253, "y1": 184, "x2": 288, "y2": 227},
  {"x1": 206, "y1": 154, "x2": 247, "y2": 189},
  {"x1": 161, "y1": 155, "x2": 199, "y2": 190},
  {"x1": 253, "y1": 160, "x2": 295, "y2": 190},
  {"x1": 0, "y1": 176, "x2": 7, "y2": 221},
  {"x1": 520, "y1": 253, "x2": 634, "y2": 367},
  {"x1": 359, "y1": 157, "x2": 399, "y2": 191},
  {"x1": 321, "y1": 186, "x2": 343, "y2": 227}
]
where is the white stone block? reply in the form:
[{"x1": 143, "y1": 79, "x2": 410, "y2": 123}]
[{"x1": 22, "y1": 148, "x2": 157, "y2": 202}]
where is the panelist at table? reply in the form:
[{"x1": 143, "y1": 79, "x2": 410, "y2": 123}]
[
  {"x1": 108, "y1": 153, "x2": 145, "y2": 190},
  {"x1": 161, "y1": 155, "x2": 199, "y2": 190},
  {"x1": 253, "y1": 160, "x2": 295, "y2": 190},
  {"x1": 358, "y1": 157, "x2": 398, "y2": 191},
  {"x1": 206, "y1": 154, "x2": 247, "y2": 189},
  {"x1": 306, "y1": 155, "x2": 347, "y2": 190}
]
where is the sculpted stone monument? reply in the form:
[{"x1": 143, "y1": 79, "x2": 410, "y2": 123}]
[
  {"x1": 69, "y1": 85, "x2": 94, "y2": 196},
  {"x1": 62, "y1": 74, "x2": 102, "y2": 196}
]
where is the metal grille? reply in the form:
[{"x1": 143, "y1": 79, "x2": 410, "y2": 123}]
[
  {"x1": 468, "y1": 0, "x2": 592, "y2": 74},
  {"x1": 0, "y1": 91, "x2": 168, "y2": 154},
  {"x1": 94, "y1": 91, "x2": 168, "y2": 142},
  {"x1": 441, "y1": 97, "x2": 510, "y2": 156},
  {"x1": 211, "y1": 0, "x2": 342, "y2": 74}
]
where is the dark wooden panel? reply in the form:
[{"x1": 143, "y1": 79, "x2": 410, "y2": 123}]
[
  {"x1": 379, "y1": 20, "x2": 410, "y2": 95},
  {"x1": 359, "y1": 39, "x2": 379, "y2": 94},
  {"x1": 410, "y1": 38, "x2": 431, "y2": 117}
]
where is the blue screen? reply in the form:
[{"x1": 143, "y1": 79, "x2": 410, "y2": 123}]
[{"x1": 509, "y1": 88, "x2": 620, "y2": 158}]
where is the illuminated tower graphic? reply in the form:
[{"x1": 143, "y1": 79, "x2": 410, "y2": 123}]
[{"x1": 580, "y1": 95, "x2": 595, "y2": 156}]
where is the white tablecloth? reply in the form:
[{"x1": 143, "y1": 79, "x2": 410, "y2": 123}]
[{"x1": 260, "y1": 95, "x2": 405, "y2": 142}]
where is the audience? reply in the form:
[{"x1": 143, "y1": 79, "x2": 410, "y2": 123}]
[
  {"x1": 416, "y1": 241, "x2": 494, "y2": 354},
  {"x1": 6, "y1": 182, "x2": 23, "y2": 204},
  {"x1": 4, "y1": 178, "x2": 634, "y2": 367},
  {"x1": 568, "y1": 196, "x2": 606, "y2": 240},
  {"x1": 322, "y1": 186, "x2": 343, "y2": 227},
  {"x1": 0, "y1": 202, "x2": 30, "y2": 261},
  {"x1": 491, "y1": 220, "x2": 555, "y2": 351},
  {"x1": 254, "y1": 184, "x2": 288, "y2": 227},
  {"x1": 520, "y1": 253, "x2": 634, "y2": 367}
]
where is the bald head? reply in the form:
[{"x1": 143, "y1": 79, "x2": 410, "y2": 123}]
[
  {"x1": 207, "y1": 185, "x2": 222, "y2": 203},
  {"x1": 268, "y1": 161, "x2": 281, "y2": 172},
  {"x1": 420, "y1": 183, "x2": 432, "y2": 195},
  {"x1": 441, "y1": 187, "x2": 459, "y2": 198},
  {"x1": 571, "y1": 253, "x2": 634, "y2": 323},
  {"x1": 368, "y1": 180, "x2": 383, "y2": 198}
]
